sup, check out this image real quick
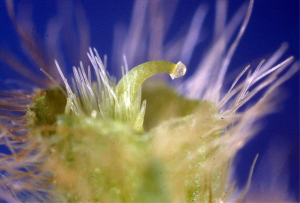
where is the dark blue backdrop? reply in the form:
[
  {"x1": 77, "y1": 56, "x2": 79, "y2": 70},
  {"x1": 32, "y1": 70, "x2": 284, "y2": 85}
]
[{"x1": 0, "y1": 0, "x2": 298, "y2": 201}]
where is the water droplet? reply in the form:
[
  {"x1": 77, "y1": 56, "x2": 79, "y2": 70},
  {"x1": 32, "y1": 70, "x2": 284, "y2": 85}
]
[{"x1": 170, "y1": 61, "x2": 187, "y2": 79}]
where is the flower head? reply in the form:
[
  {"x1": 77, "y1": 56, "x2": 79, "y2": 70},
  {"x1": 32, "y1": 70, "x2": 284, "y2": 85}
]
[{"x1": 0, "y1": 0, "x2": 298, "y2": 202}]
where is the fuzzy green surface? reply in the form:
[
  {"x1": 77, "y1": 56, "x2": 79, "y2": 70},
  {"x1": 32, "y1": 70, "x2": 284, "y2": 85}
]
[
  {"x1": 29, "y1": 88, "x2": 66, "y2": 125},
  {"x1": 27, "y1": 83, "x2": 228, "y2": 202}
]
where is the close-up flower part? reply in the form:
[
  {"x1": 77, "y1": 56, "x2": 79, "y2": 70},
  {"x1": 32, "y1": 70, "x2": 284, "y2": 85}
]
[{"x1": 0, "y1": 0, "x2": 298, "y2": 202}]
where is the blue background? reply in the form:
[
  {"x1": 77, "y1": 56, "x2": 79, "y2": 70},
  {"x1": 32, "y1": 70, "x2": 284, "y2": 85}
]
[{"x1": 0, "y1": 0, "x2": 298, "y2": 201}]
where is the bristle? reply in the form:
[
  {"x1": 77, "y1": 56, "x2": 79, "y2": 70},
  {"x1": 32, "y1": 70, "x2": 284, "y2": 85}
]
[{"x1": 236, "y1": 154, "x2": 259, "y2": 202}]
